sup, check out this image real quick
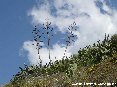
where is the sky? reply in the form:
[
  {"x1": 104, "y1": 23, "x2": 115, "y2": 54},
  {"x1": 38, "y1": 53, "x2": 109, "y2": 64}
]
[{"x1": 0, "y1": 0, "x2": 117, "y2": 85}]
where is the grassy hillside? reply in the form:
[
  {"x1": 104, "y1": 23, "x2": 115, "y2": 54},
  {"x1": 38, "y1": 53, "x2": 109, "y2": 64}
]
[{"x1": 5, "y1": 34, "x2": 117, "y2": 87}]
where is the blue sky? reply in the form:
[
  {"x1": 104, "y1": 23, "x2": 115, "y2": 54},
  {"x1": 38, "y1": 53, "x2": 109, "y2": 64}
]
[
  {"x1": 0, "y1": 0, "x2": 117, "y2": 85},
  {"x1": 0, "y1": 0, "x2": 37, "y2": 84}
]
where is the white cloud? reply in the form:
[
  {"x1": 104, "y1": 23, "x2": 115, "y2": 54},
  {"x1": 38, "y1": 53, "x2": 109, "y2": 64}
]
[
  {"x1": 22, "y1": 41, "x2": 72, "y2": 65},
  {"x1": 28, "y1": 1, "x2": 55, "y2": 24},
  {"x1": 22, "y1": 0, "x2": 117, "y2": 65}
]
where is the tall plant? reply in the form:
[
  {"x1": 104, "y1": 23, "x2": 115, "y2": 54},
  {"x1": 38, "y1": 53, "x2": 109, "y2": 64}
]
[
  {"x1": 63, "y1": 22, "x2": 78, "y2": 59},
  {"x1": 32, "y1": 20, "x2": 54, "y2": 66},
  {"x1": 32, "y1": 25, "x2": 44, "y2": 67},
  {"x1": 42, "y1": 21, "x2": 54, "y2": 66}
]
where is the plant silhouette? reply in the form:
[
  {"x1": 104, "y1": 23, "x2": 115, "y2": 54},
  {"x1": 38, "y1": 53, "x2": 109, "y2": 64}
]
[
  {"x1": 31, "y1": 20, "x2": 54, "y2": 67},
  {"x1": 31, "y1": 21, "x2": 79, "y2": 66},
  {"x1": 63, "y1": 22, "x2": 78, "y2": 59},
  {"x1": 32, "y1": 25, "x2": 44, "y2": 67},
  {"x1": 42, "y1": 21, "x2": 54, "y2": 66}
]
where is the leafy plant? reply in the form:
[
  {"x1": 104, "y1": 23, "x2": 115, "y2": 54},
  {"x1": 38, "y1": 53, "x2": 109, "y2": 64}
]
[{"x1": 6, "y1": 21, "x2": 117, "y2": 87}]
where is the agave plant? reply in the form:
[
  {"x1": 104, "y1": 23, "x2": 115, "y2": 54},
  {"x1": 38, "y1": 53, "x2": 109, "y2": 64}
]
[
  {"x1": 32, "y1": 25, "x2": 44, "y2": 67},
  {"x1": 42, "y1": 21, "x2": 54, "y2": 66},
  {"x1": 63, "y1": 22, "x2": 78, "y2": 59}
]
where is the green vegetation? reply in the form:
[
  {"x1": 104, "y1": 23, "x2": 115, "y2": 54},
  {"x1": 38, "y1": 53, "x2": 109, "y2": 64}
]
[{"x1": 5, "y1": 33, "x2": 117, "y2": 87}]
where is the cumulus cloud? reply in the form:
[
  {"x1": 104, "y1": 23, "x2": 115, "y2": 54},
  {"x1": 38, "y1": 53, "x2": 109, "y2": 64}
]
[
  {"x1": 22, "y1": 0, "x2": 117, "y2": 65},
  {"x1": 22, "y1": 40, "x2": 71, "y2": 65}
]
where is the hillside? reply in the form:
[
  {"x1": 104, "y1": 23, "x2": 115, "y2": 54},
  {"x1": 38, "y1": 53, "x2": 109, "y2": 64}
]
[{"x1": 5, "y1": 34, "x2": 117, "y2": 87}]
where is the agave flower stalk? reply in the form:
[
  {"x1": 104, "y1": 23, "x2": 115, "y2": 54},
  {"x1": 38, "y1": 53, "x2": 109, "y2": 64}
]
[
  {"x1": 63, "y1": 22, "x2": 78, "y2": 59},
  {"x1": 32, "y1": 25, "x2": 44, "y2": 67},
  {"x1": 43, "y1": 21, "x2": 54, "y2": 66}
]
